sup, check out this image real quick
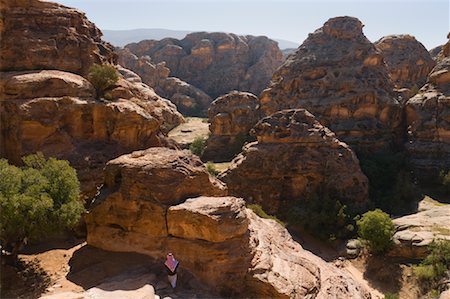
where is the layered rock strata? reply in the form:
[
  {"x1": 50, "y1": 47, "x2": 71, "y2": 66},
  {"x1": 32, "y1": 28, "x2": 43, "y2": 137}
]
[
  {"x1": 125, "y1": 33, "x2": 284, "y2": 98},
  {"x1": 203, "y1": 91, "x2": 261, "y2": 162},
  {"x1": 375, "y1": 35, "x2": 435, "y2": 90},
  {"x1": 405, "y1": 37, "x2": 450, "y2": 181},
  {"x1": 117, "y1": 48, "x2": 212, "y2": 115},
  {"x1": 86, "y1": 148, "x2": 371, "y2": 298},
  {"x1": 260, "y1": 17, "x2": 402, "y2": 154},
  {"x1": 220, "y1": 109, "x2": 369, "y2": 214},
  {"x1": 0, "y1": 0, "x2": 183, "y2": 199}
]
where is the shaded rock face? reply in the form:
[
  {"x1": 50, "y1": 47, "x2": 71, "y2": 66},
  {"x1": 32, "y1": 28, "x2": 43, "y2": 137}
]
[
  {"x1": 86, "y1": 148, "x2": 370, "y2": 298},
  {"x1": 375, "y1": 35, "x2": 435, "y2": 90},
  {"x1": 221, "y1": 109, "x2": 369, "y2": 214},
  {"x1": 203, "y1": 91, "x2": 261, "y2": 162},
  {"x1": 390, "y1": 198, "x2": 450, "y2": 259},
  {"x1": 430, "y1": 45, "x2": 444, "y2": 61},
  {"x1": 125, "y1": 32, "x2": 284, "y2": 98},
  {"x1": 260, "y1": 17, "x2": 402, "y2": 154},
  {"x1": 0, "y1": 70, "x2": 183, "y2": 199},
  {"x1": 0, "y1": 0, "x2": 183, "y2": 200},
  {"x1": 117, "y1": 48, "x2": 212, "y2": 115},
  {"x1": 405, "y1": 38, "x2": 450, "y2": 181},
  {"x1": 0, "y1": 0, "x2": 116, "y2": 76}
]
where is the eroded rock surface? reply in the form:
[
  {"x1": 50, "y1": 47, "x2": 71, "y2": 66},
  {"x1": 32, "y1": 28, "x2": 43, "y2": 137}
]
[
  {"x1": 375, "y1": 35, "x2": 435, "y2": 90},
  {"x1": 203, "y1": 91, "x2": 261, "y2": 162},
  {"x1": 117, "y1": 48, "x2": 212, "y2": 115},
  {"x1": 221, "y1": 109, "x2": 369, "y2": 214},
  {"x1": 125, "y1": 33, "x2": 284, "y2": 98},
  {"x1": 260, "y1": 17, "x2": 402, "y2": 154},
  {"x1": 390, "y1": 197, "x2": 450, "y2": 259},
  {"x1": 405, "y1": 37, "x2": 450, "y2": 181},
  {"x1": 0, "y1": 0, "x2": 116, "y2": 76},
  {"x1": 86, "y1": 148, "x2": 370, "y2": 298}
]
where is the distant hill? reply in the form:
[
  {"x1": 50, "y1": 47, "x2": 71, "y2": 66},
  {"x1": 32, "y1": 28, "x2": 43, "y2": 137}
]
[{"x1": 102, "y1": 28, "x2": 299, "y2": 50}]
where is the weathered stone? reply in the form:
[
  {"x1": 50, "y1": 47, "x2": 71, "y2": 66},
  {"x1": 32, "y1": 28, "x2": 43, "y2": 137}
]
[
  {"x1": 390, "y1": 198, "x2": 450, "y2": 259},
  {"x1": 125, "y1": 33, "x2": 284, "y2": 99},
  {"x1": 86, "y1": 149, "x2": 370, "y2": 298},
  {"x1": 0, "y1": 0, "x2": 116, "y2": 76},
  {"x1": 260, "y1": 17, "x2": 402, "y2": 154},
  {"x1": 221, "y1": 109, "x2": 369, "y2": 214},
  {"x1": 375, "y1": 35, "x2": 435, "y2": 90},
  {"x1": 203, "y1": 91, "x2": 261, "y2": 162},
  {"x1": 405, "y1": 37, "x2": 450, "y2": 181}
]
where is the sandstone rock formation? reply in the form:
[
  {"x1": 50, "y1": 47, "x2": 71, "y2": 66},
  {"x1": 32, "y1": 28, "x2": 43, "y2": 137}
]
[
  {"x1": 260, "y1": 17, "x2": 402, "y2": 154},
  {"x1": 430, "y1": 45, "x2": 444, "y2": 61},
  {"x1": 117, "y1": 48, "x2": 212, "y2": 115},
  {"x1": 0, "y1": 0, "x2": 116, "y2": 76},
  {"x1": 203, "y1": 91, "x2": 261, "y2": 162},
  {"x1": 125, "y1": 33, "x2": 284, "y2": 98},
  {"x1": 0, "y1": 0, "x2": 183, "y2": 200},
  {"x1": 390, "y1": 197, "x2": 450, "y2": 259},
  {"x1": 375, "y1": 35, "x2": 435, "y2": 90},
  {"x1": 405, "y1": 37, "x2": 450, "y2": 181},
  {"x1": 86, "y1": 147, "x2": 371, "y2": 298},
  {"x1": 220, "y1": 109, "x2": 369, "y2": 214}
]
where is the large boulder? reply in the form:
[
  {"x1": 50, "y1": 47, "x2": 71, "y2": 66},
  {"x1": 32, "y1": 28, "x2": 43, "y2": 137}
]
[
  {"x1": 0, "y1": 70, "x2": 183, "y2": 199},
  {"x1": 405, "y1": 36, "x2": 450, "y2": 181},
  {"x1": 125, "y1": 33, "x2": 284, "y2": 99},
  {"x1": 220, "y1": 109, "x2": 369, "y2": 214},
  {"x1": 375, "y1": 35, "x2": 435, "y2": 90},
  {"x1": 260, "y1": 17, "x2": 402, "y2": 154},
  {"x1": 203, "y1": 91, "x2": 261, "y2": 162},
  {"x1": 0, "y1": 0, "x2": 116, "y2": 76},
  {"x1": 117, "y1": 48, "x2": 212, "y2": 115},
  {"x1": 86, "y1": 148, "x2": 371, "y2": 298}
]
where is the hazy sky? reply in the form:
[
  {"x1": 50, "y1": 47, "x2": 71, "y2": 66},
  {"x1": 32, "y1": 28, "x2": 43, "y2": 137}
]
[{"x1": 57, "y1": 0, "x2": 449, "y2": 49}]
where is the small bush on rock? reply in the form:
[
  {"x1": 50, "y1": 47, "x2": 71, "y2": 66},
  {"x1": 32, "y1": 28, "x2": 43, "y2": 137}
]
[
  {"x1": 357, "y1": 209, "x2": 395, "y2": 254},
  {"x1": 414, "y1": 240, "x2": 450, "y2": 285},
  {"x1": 87, "y1": 64, "x2": 118, "y2": 98},
  {"x1": 190, "y1": 137, "x2": 206, "y2": 157},
  {"x1": 0, "y1": 153, "x2": 84, "y2": 260},
  {"x1": 205, "y1": 162, "x2": 219, "y2": 176},
  {"x1": 247, "y1": 204, "x2": 285, "y2": 227}
]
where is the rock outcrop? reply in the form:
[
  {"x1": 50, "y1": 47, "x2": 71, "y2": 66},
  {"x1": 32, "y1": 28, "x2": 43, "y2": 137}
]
[
  {"x1": 203, "y1": 91, "x2": 261, "y2": 162},
  {"x1": 125, "y1": 33, "x2": 284, "y2": 98},
  {"x1": 375, "y1": 35, "x2": 435, "y2": 90},
  {"x1": 220, "y1": 109, "x2": 369, "y2": 214},
  {"x1": 405, "y1": 37, "x2": 450, "y2": 181},
  {"x1": 0, "y1": 0, "x2": 183, "y2": 199},
  {"x1": 260, "y1": 17, "x2": 402, "y2": 154},
  {"x1": 430, "y1": 45, "x2": 444, "y2": 61},
  {"x1": 390, "y1": 197, "x2": 450, "y2": 259},
  {"x1": 0, "y1": 0, "x2": 116, "y2": 76},
  {"x1": 117, "y1": 48, "x2": 212, "y2": 115},
  {"x1": 86, "y1": 147, "x2": 371, "y2": 298}
]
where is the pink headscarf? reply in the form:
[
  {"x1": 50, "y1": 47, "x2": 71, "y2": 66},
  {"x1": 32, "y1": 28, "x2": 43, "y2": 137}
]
[{"x1": 165, "y1": 253, "x2": 179, "y2": 272}]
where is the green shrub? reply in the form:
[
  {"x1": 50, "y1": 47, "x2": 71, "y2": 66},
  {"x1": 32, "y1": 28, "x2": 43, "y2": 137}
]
[
  {"x1": 357, "y1": 209, "x2": 395, "y2": 254},
  {"x1": 384, "y1": 293, "x2": 399, "y2": 299},
  {"x1": 285, "y1": 194, "x2": 355, "y2": 241},
  {"x1": 0, "y1": 153, "x2": 84, "y2": 259},
  {"x1": 247, "y1": 204, "x2": 285, "y2": 227},
  {"x1": 190, "y1": 137, "x2": 206, "y2": 157},
  {"x1": 87, "y1": 64, "x2": 118, "y2": 98},
  {"x1": 414, "y1": 240, "x2": 450, "y2": 283},
  {"x1": 205, "y1": 162, "x2": 219, "y2": 176},
  {"x1": 359, "y1": 153, "x2": 418, "y2": 215}
]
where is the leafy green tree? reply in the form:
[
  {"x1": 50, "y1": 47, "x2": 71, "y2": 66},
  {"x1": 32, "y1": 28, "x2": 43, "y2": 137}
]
[
  {"x1": 0, "y1": 154, "x2": 84, "y2": 259},
  {"x1": 87, "y1": 64, "x2": 118, "y2": 98},
  {"x1": 190, "y1": 137, "x2": 206, "y2": 157},
  {"x1": 357, "y1": 209, "x2": 395, "y2": 254}
]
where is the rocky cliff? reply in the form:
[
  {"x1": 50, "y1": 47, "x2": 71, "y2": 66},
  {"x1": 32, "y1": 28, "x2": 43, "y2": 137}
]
[
  {"x1": 405, "y1": 36, "x2": 450, "y2": 181},
  {"x1": 117, "y1": 48, "x2": 212, "y2": 115},
  {"x1": 125, "y1": 33, "x2": 284, "y2": 98},
  {"x1": 203, "y1": 91, "x2": 261, "y2": 162},
  {"x1": 0, "y1": 0, "x2": 183, "y2": 199},
  {"x1": 260, "y1": 17, "x2": 402, "y2": 154},
  {"x1": 375, "y1": 35, "x2": 435, "y2": 90},
  {"x1": 221, "y1": 109, "x2": 369, "y2": 214},
  {"x1": 86, "y1": 147, "x2": 371, "y2": 298}
]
